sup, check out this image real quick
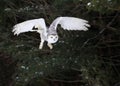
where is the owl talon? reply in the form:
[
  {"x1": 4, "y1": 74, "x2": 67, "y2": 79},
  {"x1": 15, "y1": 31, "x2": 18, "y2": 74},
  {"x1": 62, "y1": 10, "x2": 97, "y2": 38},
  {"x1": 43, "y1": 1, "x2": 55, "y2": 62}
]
[
  {"x1": 47, "y1": 43, "x2": 53, "y2": 49},
  {"x1": 39, "y1": 39, "x2": 44, "y2": 49},
  {"x1": 39, "y1": 45, "x2": 43, "y2": 49}
]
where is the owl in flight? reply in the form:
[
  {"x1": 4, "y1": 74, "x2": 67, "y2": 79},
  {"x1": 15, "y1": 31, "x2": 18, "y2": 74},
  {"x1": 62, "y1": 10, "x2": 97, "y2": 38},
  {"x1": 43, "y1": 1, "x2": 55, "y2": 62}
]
[{"x1": 12, "y1": 17, "x2": 90, "y2": 49}]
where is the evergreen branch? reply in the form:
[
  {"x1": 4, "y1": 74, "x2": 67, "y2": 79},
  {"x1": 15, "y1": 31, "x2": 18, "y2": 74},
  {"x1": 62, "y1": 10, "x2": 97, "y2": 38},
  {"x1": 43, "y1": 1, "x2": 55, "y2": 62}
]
[
  {"x1": 44, "y1": 78, "x2": 81, "y2": 83},
  {"x1": 80, "y1": 12, "x2": 119, "y2": 49},
  {"x1": 114, "y1": 82, "x2": 120, "y2": 86},
  {"x1": 23, "y1": 34, "x2": 40, "y2": 41}
]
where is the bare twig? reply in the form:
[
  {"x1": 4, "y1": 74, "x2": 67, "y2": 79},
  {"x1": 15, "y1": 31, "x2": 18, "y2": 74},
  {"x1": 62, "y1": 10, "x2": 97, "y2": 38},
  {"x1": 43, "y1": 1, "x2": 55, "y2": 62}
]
[
  {"x1": 44, "y1": 78, "x2": 81, "y2": 83},
  {"x1": 80, "y1": 28, "x2": 106, "y2": 49},
  {"x1": 107, "y1": 12, "x2": 119, "y2": 27}
]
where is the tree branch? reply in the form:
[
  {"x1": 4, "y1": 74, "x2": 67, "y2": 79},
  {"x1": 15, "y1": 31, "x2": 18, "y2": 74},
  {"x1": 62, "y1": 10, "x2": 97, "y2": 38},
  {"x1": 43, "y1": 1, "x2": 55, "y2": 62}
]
[
  {"x1": 107, "y1": 12, "x2": 119, "y2": 27},
  {"x1": 80, "y1": 28, "x2": 106, "y2": 49},
  {"x1": 44, "y1": 78, "x2": 81, "y2": 83}
]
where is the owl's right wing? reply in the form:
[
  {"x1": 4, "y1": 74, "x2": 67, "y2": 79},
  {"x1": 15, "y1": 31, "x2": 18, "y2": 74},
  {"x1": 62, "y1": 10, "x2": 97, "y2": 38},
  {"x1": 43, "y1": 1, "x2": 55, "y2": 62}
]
[{"x1": 12, "y1": 18, "x2": 47, "y2": 35}]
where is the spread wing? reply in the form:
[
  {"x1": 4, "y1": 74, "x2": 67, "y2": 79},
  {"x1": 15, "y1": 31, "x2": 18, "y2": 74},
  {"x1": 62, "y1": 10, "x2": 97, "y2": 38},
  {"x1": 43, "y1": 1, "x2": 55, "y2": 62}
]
[
  {"x1": 49, "y1": 17, "x2": 90, "y2": 31},
  {"x1": 12, "y1": 18, "x2": 47, "y2": 35}
]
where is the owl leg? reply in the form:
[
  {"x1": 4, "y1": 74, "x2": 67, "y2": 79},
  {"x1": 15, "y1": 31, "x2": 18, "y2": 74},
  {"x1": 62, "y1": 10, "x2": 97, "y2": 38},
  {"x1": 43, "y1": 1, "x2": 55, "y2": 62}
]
[
  {"x1": 39, "y1": 39, "x2": 44, "y2": 49},
  {"x1": 47, "y1": 43, "x2": 53, "y2": 49}
]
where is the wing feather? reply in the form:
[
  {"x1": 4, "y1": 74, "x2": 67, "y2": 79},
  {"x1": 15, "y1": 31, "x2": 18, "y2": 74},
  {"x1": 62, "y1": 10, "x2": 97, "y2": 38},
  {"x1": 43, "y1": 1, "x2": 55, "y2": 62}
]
[
  {"x1": 50, "y1": 17, "x2": 90, "y2": 31},
  {"x1": 12, "y1": 18, "x2": 47, "y2": 35}
]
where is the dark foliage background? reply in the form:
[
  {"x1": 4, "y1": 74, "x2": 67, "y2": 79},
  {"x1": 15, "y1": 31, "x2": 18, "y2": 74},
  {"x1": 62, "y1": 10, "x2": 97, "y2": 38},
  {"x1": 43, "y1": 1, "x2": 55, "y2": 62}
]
[{"x1": 0, "y1": 0, "x2": 120, "y2": 86}]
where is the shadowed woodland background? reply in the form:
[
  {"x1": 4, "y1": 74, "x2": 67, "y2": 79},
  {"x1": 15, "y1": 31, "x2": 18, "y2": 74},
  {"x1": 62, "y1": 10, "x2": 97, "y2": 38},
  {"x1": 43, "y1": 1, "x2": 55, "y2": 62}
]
[{"x1": 0, "y1": 0, "x2": 120, "y2": 86}]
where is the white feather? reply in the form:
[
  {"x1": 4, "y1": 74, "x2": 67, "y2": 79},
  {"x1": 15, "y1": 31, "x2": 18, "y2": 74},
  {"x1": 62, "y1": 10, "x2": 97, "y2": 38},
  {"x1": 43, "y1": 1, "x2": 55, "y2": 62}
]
[
  {"x1": 12, "y1": 18, "x2": 47, "y2": 35},
  {"x1": 12, "y1": 17, "x2": 90, "y2": 49},
  {"x1": 50, "y1": 17, "x2": 90, "y2": 31}
]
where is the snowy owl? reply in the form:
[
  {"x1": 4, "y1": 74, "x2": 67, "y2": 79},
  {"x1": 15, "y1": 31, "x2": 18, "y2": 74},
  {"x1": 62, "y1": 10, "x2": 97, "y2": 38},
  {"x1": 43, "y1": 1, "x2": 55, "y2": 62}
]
[{"x1": 12, "y1": 17, "x2": 90, "y2": 49}]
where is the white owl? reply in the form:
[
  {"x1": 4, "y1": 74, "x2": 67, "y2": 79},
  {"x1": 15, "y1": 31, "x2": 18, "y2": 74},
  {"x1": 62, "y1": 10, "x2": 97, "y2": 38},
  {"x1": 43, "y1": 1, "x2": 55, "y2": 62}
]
[{"x1": 12, "y1": 17, "x2": 90, "y2": 49}]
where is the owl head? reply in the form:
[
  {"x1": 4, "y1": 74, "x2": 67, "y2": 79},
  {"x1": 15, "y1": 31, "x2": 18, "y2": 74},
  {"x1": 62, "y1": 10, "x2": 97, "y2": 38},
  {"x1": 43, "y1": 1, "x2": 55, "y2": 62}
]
[{"x1": 47, "y1": 34, "x2": 59, "y2": 43}]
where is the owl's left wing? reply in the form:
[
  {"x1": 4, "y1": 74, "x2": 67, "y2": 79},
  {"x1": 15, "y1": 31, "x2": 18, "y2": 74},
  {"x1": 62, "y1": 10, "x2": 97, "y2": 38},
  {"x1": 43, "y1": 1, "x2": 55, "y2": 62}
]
[{"x1": 49, "y1": 17, "x2": 90, "y2": 31}]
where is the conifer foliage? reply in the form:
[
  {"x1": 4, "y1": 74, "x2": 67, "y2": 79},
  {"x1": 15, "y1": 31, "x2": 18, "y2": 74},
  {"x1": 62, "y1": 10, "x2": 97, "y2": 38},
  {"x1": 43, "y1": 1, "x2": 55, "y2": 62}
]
[{"x1": 0, "y1": 0, "x2": 120, "y2": 86}]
